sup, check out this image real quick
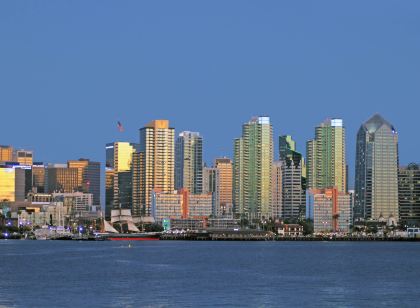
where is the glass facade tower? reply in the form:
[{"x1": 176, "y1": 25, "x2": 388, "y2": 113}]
[
  {"x1": 233, "y1": 116, "x2": 273, "y2": 219},
  {"x1": 105, "y1": 142, "x2": 135, "y2": 219},
  {"x1": 175, "y1": 131, "x2": 203, "y2": 194},
  {"x1": 354, "y1": 114, "x2": 399, "y2": 223},
  {"x1": 306, "y1": 119, "x2": 346, "y2": 193}
]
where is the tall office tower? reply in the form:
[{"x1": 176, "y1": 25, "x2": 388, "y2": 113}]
[
  {"x1": 32, "y1": 162, "x2": 45, "y2": 193},
  {"x1": 175, "y1": 131, "x2": 203, "y2": 194},
  {"x1": 271, "y1": 161, "x2": 283, "y2": 218},
  {"x1": 203, "y1": 167, "x2": 219, "y2": 215},
  {"x1": 105, "y1": 142, "x2": 136, "y2": 219},
  {"x1": 68, "y1": 159, "x2": 101, "y2": 205},
  {"x1": 306, "y1": 118, "x2": 346, "y2": 192},
  {"x1": 354, "y1": 114, "x2": 399, "y2": 223},
  {"x1": 0, "y1": 167, "x2": 25, "y2": 202},
  {"x1": 13, "y1": 150, "x2": 33, "y2": 165},
  {"x1": 0, "y1": 145, "x2": 13, "y2": 162},
  {"x1": 45, "y1": 164, "x2": 79, "y2": 193},
  {"x1": 139, "y1": 120, "x2": 175, "y2": 216},
  {"x1": 282, "y1": 156, "x2": 306, "y2": 221},
  {"x1": 233, "y1": 116, "x2": 273, "y2": 219},
  {"x1": 399, "y1": 163, "x2": 420, "y2": 226},
  {"x1": 215, "y1": 158, "x2": 233, "y2": 215},
  {"x1": 279, "y1": 135, "x2": 306, "y2": 220}
]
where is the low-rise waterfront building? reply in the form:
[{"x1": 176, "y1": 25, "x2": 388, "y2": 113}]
[{"x1": 277, "y1": 224, "x2": 304, "y2": 237}]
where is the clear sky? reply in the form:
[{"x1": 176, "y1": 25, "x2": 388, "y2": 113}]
[{"x1": 1, "y1": 1, "x2": 419, "y2": 187}]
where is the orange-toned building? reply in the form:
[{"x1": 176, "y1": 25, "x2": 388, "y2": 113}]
[
  {"x1": 139, "y1": 120, "x2": 175, "y2": 216},
  {"x1": 215, "y1": 158, "x2": 233, "y2": 215},
  {"x1": 0, "y1": 145, "x2": 13, "y2": 162},
  {"x1": 309, "y1": 187, "x2": 352, "y2": 233},
  {"x1": 151, "y1": 188, "x2": 212, "y2": 222}
]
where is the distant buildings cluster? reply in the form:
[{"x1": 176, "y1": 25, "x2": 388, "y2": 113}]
[
  {"x1": 1, "y1": 113, "x2": 420, "y2": 232},
  {"x1": 0, "y1": 148, "x2": 101, "y2": 227}
]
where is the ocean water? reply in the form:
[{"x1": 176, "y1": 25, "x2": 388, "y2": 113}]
[{"x1": 0, "y1": 240, "x2": 419, "y2": 307}]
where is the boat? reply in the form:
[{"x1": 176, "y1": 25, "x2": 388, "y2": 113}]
[
  {"x1": 98, "y1": 232, "x2": 160, "y2": 241},
  {"x1": 95, "y1": 209, "x2": 160, "y2": 241}
]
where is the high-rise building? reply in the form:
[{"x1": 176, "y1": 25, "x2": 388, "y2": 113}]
[
  {"x1": 203, "y1": 166, "x2": 219, "y2": 215},
  {"x1": 282, "y1": 157, "x2": 306, "y2": 221},
  {"x1": 354, "y1": 114, "x2": 399, "y2": 224},
  {"x1": 398, "y1": 163, "x2": 420, "y2": 227},
  {"x1": 13, "y1": 149, "x2": 33, "y2": 165},
  {"x1": 68, "y1": 159, "x2": 101, "y2": 205},
  {"x1": 105, "y1": 142, "x2": 136, "y2": 219},
  {"x1": 279, "y1": 135, "x2": 306, "y2": 221},
  {"x1": 0, "y1": 166, "x2": 25, "y2": 202},
  {"x1": 0, "y1": 145, "x2": 13, "y2": 162},
  {"x1": 32, "y1": 162, "x2": 45, "y2": 193},
  {"x1": 131, "y1": 151, "x2": 144, "y2": 216},
  {"x1": 45, "y1": 164, "x2": 79, "y2": 194},
  {"x1": 233, "y1": 116, "x2": 273, "y2": 219},
  {"x1": 139, "y1": 120, "x2": 175, "y2": 216},
  {"x1": 175, "y1": 131, "x2": 203, "y2": 194},
  {"x1": 233, "y1": 138, "x2": 243, "y2": 216},
  {"x1": 271, "y1": 161, "x2": 282, "y2": 218},
  {"x1": 306, "y1": 118, "x2": 346, "y2": 192},
  {"x1": 215, "y1": 158, "x2": 233, "y2": 215}
]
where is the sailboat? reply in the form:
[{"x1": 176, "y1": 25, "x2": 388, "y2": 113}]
[{"x1": 95, "y1": 207, "x2": 160, "y2": 241}]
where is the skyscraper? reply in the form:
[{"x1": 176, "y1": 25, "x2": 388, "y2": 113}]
[
  {"x1": 233, "y1": 138, "x2": 243, "y2": 216},
  {"x1": 68, "y1": 159, "x2": 101, "y2": 205},
  {"x1": 398, "y1": 163, "x2": 420, "y2": 227},
  {"x1": 131, "y1": 151, "x2": 145, "y2": 216},
  {"x1": 215, "y1": 158, "x2": 233, "y2": 215},
  {"x1": 306, "y1": 118, "x2": 346, "y2": 192},
  {"x1": 139, "y1": 120, "x2": 175, "y2": 216},
  {"x1": 354, "y1": 114, "x2": 399, "y2": 223},
  {"x1": 278, "y1": 135, "x2": 306, "y2": 221},
  {"x1": 105, "y1": 142, "x2": 136, "y2": 219},
  {"x1": 175, "y1": 131, "x2": 203, "y2": 194},
  {"x1": 203, "y1": 166, "x2": 219, "y2": 216},
  {"x1": 233, "y1": 116, "x2": 273, "y2": 219},
  {"x1": 45, "y1": 164, "x2": 79, "y2": 194}
]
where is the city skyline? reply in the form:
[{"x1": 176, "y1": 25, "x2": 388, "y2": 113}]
[
  {"x1": 1, "y1": 3, "x2": 420, "y2": 307},
  {"x1": 2, "y1": 113, "x2": 414, "y2": 188}
]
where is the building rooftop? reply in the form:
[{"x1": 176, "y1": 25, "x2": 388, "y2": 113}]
[{"x1": 363, "y1": 113, "x2": 395, "y2": 133}]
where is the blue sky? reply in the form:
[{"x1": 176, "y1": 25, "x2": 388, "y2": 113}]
[{"x1": 1, "y1": 1, "x2": 419, "y2": 186}]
